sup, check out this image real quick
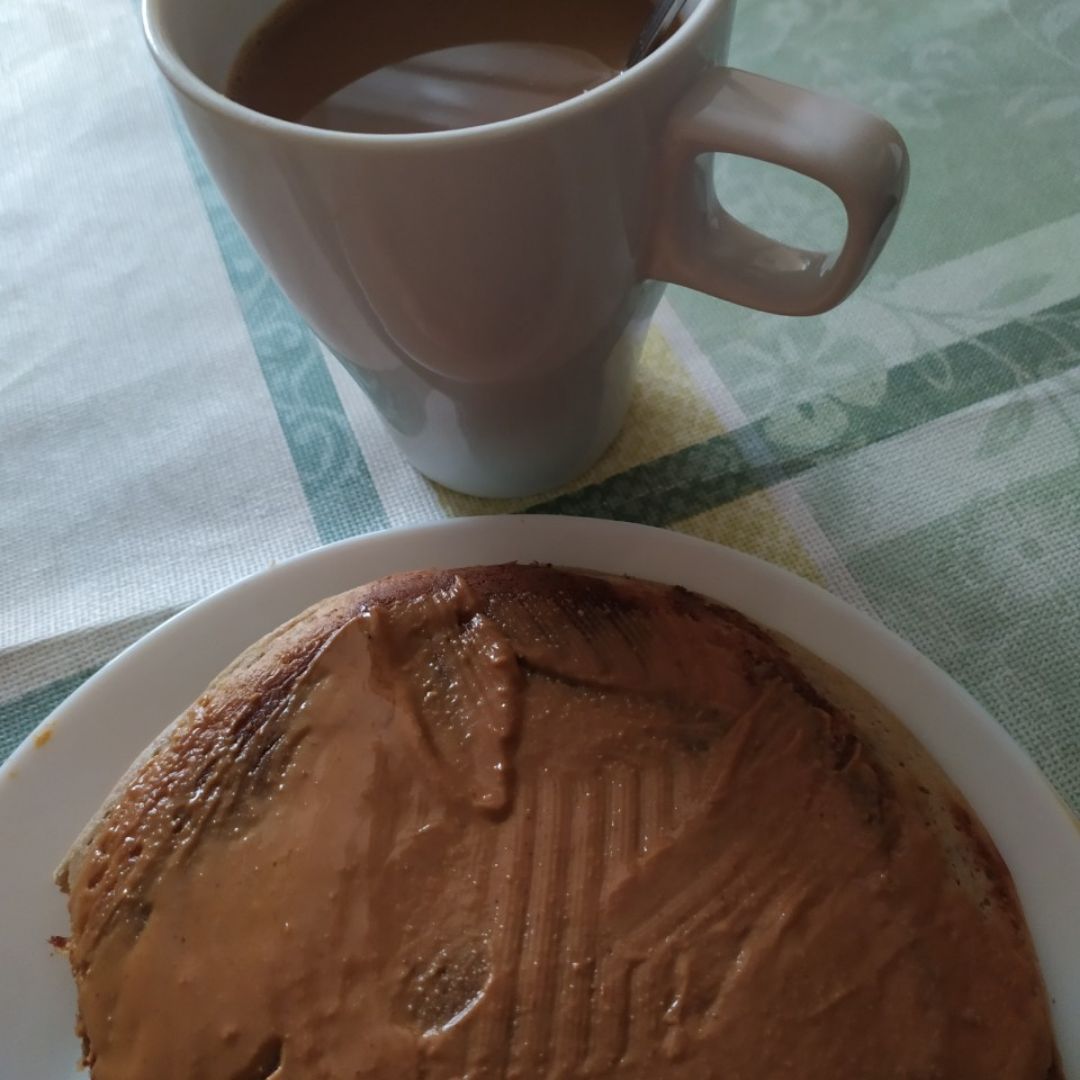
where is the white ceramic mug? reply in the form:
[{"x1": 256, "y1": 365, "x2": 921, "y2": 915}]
[{"x1": 143, "y1": 0, "x2": 908, "y2": 498}]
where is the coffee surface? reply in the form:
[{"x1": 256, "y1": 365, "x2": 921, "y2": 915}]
[{"x1": 226, "y1": 0, "x2": 658, "y2": 133}]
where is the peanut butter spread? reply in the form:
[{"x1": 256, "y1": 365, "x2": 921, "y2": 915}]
[{"x1": 62, "y1": 567, "x2": 1058, "y2": 1079}]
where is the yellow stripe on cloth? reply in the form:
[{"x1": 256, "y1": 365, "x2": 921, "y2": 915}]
[{"x1": 670, "y1": 497, "x2": 824, "y2": 586}]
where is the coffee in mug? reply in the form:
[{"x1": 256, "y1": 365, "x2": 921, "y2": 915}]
[{"x1": 226, "y1": 0, "x2": 677, "y2": 133}]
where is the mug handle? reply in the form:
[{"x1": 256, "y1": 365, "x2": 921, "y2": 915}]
[{"x1": 648, "y1": 68, "x2": 909, "y2": 316}]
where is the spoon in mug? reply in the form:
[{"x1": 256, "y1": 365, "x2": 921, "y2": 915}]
[{"x1": 626, "y1": 0, "x2": 691, "y2": 67}]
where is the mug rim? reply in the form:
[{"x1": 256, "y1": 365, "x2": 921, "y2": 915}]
[{"x1": 141, "y1": 0, "x2": 722, "y2": 146}]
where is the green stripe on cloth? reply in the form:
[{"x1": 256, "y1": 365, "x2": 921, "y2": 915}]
[
  {"x1": 0, "y1": 668, "x2": 99, "y2": 763},
  {"x1": 168, "y1": 110, "x2": 388, "y2": 543},
  {"x1": 531, "y1": 294, "x2": 1080, "y2": 524}
]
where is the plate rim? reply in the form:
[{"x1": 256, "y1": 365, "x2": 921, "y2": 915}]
[{"x1": 2, "y1": 514, "x2": 1076, "y2": 1073}]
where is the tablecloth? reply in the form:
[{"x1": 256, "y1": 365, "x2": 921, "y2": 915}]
[{"x1": 2, "y1": 0, "x2": 1078, "y2": 810}]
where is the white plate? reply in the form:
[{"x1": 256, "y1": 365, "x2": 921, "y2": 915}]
[{"x1": 1, "y1": 515, "x2": 1077, "y2": 1077}]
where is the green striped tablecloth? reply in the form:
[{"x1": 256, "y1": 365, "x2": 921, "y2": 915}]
[{"x1": 2, "y1": 0, "x2": 1077, "y2": 809}]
